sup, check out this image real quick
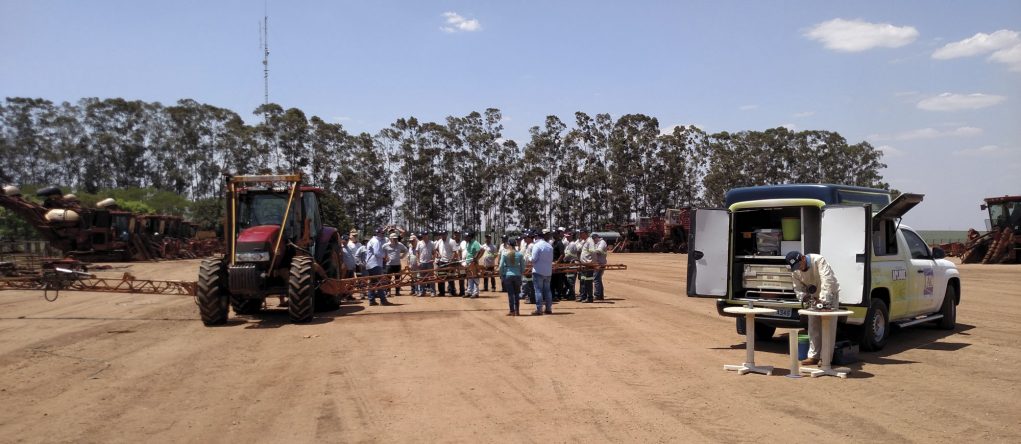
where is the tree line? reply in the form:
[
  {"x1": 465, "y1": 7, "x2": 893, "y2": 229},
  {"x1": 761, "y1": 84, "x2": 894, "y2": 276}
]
[{"x1": 0, "y1": 97, "x2": 889, "y2": 234}]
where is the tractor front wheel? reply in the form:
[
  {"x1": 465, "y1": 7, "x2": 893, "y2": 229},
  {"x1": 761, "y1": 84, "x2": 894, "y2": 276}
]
[
  {"x1": 197, "y1": 259, "x2": 229, "y2": 326},
  {"x1": 288, "y1": 256, "x2": 316, "y2": 323}
]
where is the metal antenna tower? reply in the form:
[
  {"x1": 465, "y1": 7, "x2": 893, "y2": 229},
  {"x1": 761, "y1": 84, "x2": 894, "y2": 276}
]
[{"x1": 259, "y1": 8, "x2": 269, "y2": 110}]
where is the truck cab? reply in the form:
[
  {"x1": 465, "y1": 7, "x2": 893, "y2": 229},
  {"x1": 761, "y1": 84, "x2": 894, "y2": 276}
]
[{"x1": 687, "y1": 184, "x2": 961, "y2": 351}]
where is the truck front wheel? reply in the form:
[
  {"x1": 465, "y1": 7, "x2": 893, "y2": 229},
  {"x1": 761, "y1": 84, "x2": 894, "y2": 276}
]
[
  {"x1": 858, "y1": 299, "x2": 889, "y2": 351},
  {"x1": 937, "y1": 286, "x2": 957, "y2": 330}
]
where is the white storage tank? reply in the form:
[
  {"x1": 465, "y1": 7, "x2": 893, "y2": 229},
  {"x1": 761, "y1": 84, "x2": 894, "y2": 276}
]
[
  {"x1": 96, "y1": 198, "x2": 118, "y2": 209},
  {"x1": 45, "y1": 209, "x2": 80, "y2": 222}
]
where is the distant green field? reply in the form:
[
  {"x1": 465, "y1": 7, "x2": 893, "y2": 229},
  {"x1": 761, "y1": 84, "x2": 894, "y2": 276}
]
[{"x1": 918, "y1": 230, "x2": 969, "y2": 245}]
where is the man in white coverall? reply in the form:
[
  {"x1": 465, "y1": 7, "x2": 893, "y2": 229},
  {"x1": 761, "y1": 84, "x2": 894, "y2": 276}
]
[{"x1": 785, "y1": 250, "x2": 840, "y2": 366}]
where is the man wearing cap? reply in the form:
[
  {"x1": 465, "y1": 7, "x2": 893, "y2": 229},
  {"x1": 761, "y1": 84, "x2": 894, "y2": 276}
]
[
  {"x1": 590, "y1": 232, "x2": 609, "y2": 300},
  {"x1": 520, "y1": 232, "x2": 536, "y2": 304},
  {"x1": 416, "y1": 231, "x2": 436, "y2": 296},
  {"x1": 435, "y1": 230, "x2": 457, "y2": 296},
  {"x1": 480, "y1": 234, "x2": 498, "y2": 292},
  {"x1": 530, "y1": 230, "x2": 555, "y2": 315},
  {"x1": 463, "y1": 231, "x2": 482, "y2": 298},
  {"x1": 339, "y1": 233, "x2": 358, "y2": 300},
  {"x1": 578, "y1": 229, "x2": 595, "y2": 302},
  {"x1": 345, "y1": 229, "x2": 364, "y2": 280},
  {"x1": 363, "y1": 228, "x2": 390, "y2": 305},
  {"x1": 407, "y1": 235, "x2": 420, "y2": 296},
  {"x1": 453, "y1": 230, "x2": 467, "y2": 297},
  {"x1": 383, "y1": 233, "x2": 408, "y2": 296},
  {"x1": 562, "y1": 230, "x2": 582, "y2": 301},
  {"x1": 785, "y1": 251, "x2": 840, "y2": 366}
]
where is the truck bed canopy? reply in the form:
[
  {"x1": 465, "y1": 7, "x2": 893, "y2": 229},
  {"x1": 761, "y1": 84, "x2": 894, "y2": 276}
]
[{"x1": 725, "y1": 184, "x2": 891, "y2": 208}]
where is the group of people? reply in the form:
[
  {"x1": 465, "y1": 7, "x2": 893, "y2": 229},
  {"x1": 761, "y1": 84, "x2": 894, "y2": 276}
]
[{"x1": 338, "y1": 226, "x2": 609, "y2": 315}]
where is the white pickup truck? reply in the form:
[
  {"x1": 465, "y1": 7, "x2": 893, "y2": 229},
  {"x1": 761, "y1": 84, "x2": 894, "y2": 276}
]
[{"x1": 686, "y1": 184, "x2": 961, "y2": 350}]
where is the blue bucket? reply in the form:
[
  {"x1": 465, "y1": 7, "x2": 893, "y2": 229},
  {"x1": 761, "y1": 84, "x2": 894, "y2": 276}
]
[{"x1": 797, "y1": 334, "x2": 810, "y2": 360}]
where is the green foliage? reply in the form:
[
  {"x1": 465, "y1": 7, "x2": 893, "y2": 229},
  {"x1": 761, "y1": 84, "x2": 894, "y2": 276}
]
[{"x1": 2, "y1": 97, "x2": 889, "y2": 236}]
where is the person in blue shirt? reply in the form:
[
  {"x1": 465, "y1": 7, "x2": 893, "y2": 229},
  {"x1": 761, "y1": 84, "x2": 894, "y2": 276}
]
[
  {"x1": 530, "y1": 230, "x2": 555, "y2": 315},
  {"x1": 498, "y1": 238, "x2": 523, "y2": 315}
]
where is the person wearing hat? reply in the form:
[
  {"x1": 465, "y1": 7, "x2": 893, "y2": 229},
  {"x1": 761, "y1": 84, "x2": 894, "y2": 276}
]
[
  {"x1": 339, "y1": 233, "x2": 358, "y2": 300},
  {"x1": 562, "y1": 230, "x2": 582, "y2": 301},
  {"x1": 406, "y1": 234, "x2": 420, "y2": 296},
  {"x1": 435, "y1": 230, "x2": 458, "y2": 296},
  {"x1": 577, "y1": 229, "x2": 595, "y2": 302},
  {"x1": 416, "y1": 231, "x2": 436, "y2": 296},
  {"x1": 480, "y1": 234, "x2": 498, "y2": 292},
  {"x1": 345, "y1": 229, "x2": 364, "y2": 280},
  {"x1": 530, "y1": 229, "x2": 555, "y2": 315},
  {"x1": 453, "y1": 230, "x2": 467, "y2": 297},
  {"x1": 551, "y1": 228, "x2": 567, "y2": 301},
  {"x1": 785, "y1": 250, "x2": 840, "y2": 366},
  {"x1": 590, "y1": 232, "x2": 609, "y2": 300},
  {"x1": 463, "y1": 231, "x2": 482, "y2": 298},
  {"x1": 498, "y1": 237, "x2": 524, "y2": 315},
  {"x1": 520, "y1": 231, "x2": 536, "y2": 304},
  {"x1": 383, "y1": 232, "x2": 409, "y2": 296},
  {"x1": 363, "y1": 227, "x2": 390, "y2": 305}
]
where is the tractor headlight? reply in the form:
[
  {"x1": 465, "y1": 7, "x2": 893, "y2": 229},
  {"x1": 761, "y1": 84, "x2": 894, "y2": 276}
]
[{"x1": 235, "y1": 251, "x2": 270, "y2": 262}]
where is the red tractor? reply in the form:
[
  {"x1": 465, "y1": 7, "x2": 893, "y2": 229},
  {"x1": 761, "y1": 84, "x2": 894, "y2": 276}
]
[{"x1": 196, "y1": 174, "x2": 343, "y2": 325}]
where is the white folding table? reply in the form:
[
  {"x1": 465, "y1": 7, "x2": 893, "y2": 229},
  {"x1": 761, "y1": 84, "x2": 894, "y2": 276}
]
[{"x1": 722, "y1": 306, "x2": 777, "y2": 375}]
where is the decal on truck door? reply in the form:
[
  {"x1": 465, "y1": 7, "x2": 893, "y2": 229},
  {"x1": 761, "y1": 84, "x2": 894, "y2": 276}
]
[
  {"x1": 892, "y1": 269, "x2": 907, "y2": 281},
  {"x1": 923, "y1": 268, "x2": 934, "y2": 297}
]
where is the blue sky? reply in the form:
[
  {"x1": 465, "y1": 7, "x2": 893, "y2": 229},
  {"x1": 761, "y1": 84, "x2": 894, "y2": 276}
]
[{"x1": 1, "y1": 0, "x2": 1019, "y2": 229}]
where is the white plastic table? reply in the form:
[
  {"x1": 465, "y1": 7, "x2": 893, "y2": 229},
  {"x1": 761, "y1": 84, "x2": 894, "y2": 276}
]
[
  {"x1": 798, "y1": 309, "x2": 855, "y2": 378},
  {"x1": 780, "y1": 328, "x2": 802, "y2": 378},
  {"x1": 722, "y1": 306, "x2": 777, "y2": 375}
]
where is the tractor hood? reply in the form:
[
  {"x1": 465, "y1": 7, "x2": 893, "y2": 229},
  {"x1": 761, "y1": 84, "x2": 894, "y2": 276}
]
[{"x1": 237, "y1": 225, "x2": 280, "y2": 245}]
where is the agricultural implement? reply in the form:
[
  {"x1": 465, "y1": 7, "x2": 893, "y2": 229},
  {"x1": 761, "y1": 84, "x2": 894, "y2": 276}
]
[
  {"x1": 0, "y1": 185, "x2": 218, "y2": 261},
  {"x1": 612, "y1": 208, "x2": 691, "y2": 253},
  {"x1": 961, "y1": 195, "x2": 1020, "y2": 264}
]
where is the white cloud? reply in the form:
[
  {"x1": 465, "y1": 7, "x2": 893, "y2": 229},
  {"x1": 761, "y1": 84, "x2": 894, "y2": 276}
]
[
  {"x1": 441, "y1": 12, "x2": 481, "y2": 33},
  {"x1": 877, "y1": 145, "x2": 905, "y2": 158},
  {"x1": 793, "y1": 111, "x2": 815, "y2": 118},
  {"x1": 932, "y1": 30, "x2": 1021, "y2": 72},
  {"x1": 738, "y1": 104, "x2": 758, "y2": 111},
  {"x1": 804, "y1": 18, "x2": 918, "y2": 52},
  {"x1": 989, "y1": 43, "x2": 1021, "y2": 72},
  {"x1": 932, "y1": 30, "x2": 1019, "y2": 59},
  {"x1": 953, "y1": 144, "x2": 1019, "y2": 157},
  {"x1": 917, "y1": 93, "x2": 1006, "y2": 111},
  {"x1": 869, "y1": 126, "x2": 983, "y2": 141}
]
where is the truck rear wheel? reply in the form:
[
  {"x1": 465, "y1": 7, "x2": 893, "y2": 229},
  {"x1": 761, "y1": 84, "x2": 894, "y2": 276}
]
[
  {"x1": 197, "y1": 259, "x2": 229, "y2": 326},
  {"x1": 288, "y1": 256, "x2": 316, "y2": 323},
  {"x1": 937, "y1": 286, "x2": 957, "y2": 330},
  {"x1": 858, "y1": 299, "x2": 889, "y2": 351}
]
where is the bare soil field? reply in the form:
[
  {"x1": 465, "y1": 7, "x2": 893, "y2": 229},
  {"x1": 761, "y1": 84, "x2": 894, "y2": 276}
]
[{"x1": 0, "y1": 254, "x2": 1018, "y2": 443}]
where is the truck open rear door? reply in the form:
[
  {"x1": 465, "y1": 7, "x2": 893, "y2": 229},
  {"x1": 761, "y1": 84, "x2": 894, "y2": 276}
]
[
  {"x1": 687, "y1": 208, "x2": 730, "y2": 297},
  {"x1": 820, "y1": 205, "x2": 871, "y2": 305}
]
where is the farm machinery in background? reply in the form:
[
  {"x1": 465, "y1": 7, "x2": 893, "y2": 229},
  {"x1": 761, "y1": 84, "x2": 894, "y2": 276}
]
[
  {"x1": 611, "y1": 208, "x2": 691, "y2": 253},
  {"x1": 958, "y1": 195, "x2": 1020, "y2": 264},
  {"x1": 1, "y1": 185, "x2": 220, "y2": 261}
]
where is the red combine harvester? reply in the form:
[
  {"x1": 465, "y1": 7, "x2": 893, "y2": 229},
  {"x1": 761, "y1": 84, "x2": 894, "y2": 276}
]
[
  {"x1": 961, "y1": 195, "x2": 1020, "y2": 264},
  {"x1": 613, "y1": 208, "x2": 691, "y2": 253}
]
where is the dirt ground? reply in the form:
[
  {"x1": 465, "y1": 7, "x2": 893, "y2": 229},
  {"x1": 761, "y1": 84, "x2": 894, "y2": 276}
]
[{"x1": 0, "y1": 254, "x2": 1018, "y2": 443}]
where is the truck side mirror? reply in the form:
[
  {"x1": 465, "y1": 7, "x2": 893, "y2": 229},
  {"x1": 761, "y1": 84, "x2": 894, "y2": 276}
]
[
  {"x1": 931, "y1": 247, "x2": 946, "y2": 260},
  {"x1": 980, "y1": 204, "x2": 987, "y2": 210},
  {"x1": 691, "y1": 250, "x2": 704, "y2": 260}
]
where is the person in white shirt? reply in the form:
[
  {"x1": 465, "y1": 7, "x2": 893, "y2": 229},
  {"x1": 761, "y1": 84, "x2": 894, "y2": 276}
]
[
  {"x1": 480, "y1": 234, "x2": 497, "y2": 292},
  {"x1": 383, "y1": 233, "x2": 408, "y2": 296},
  {"x1": 435, "y1": 230, "x2": 458, "y2": 296},
  {"x1": 454, "y1": 231, "x2": 467, "y2": 296},
  {"x1": 407, "y1": 235, "x2": 419, "y2": 296},
  {"x1": 363, "y1": 227, "x2": 389, "y2": 306},
  {"x1": 415, "y1": 231, "x2": 435, "y2": 296}
]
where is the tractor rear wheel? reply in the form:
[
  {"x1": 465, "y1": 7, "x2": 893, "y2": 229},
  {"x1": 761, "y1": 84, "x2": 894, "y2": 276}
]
[
  {"x1": 315, "y1": 241, "x2": 343, "y2": 312},
  {"x1": 197, "y1": 259, "x2": 229, "y2": 326},
  {"x1": 288, "y1": 256, "x2": 316, "y2": 323}
]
